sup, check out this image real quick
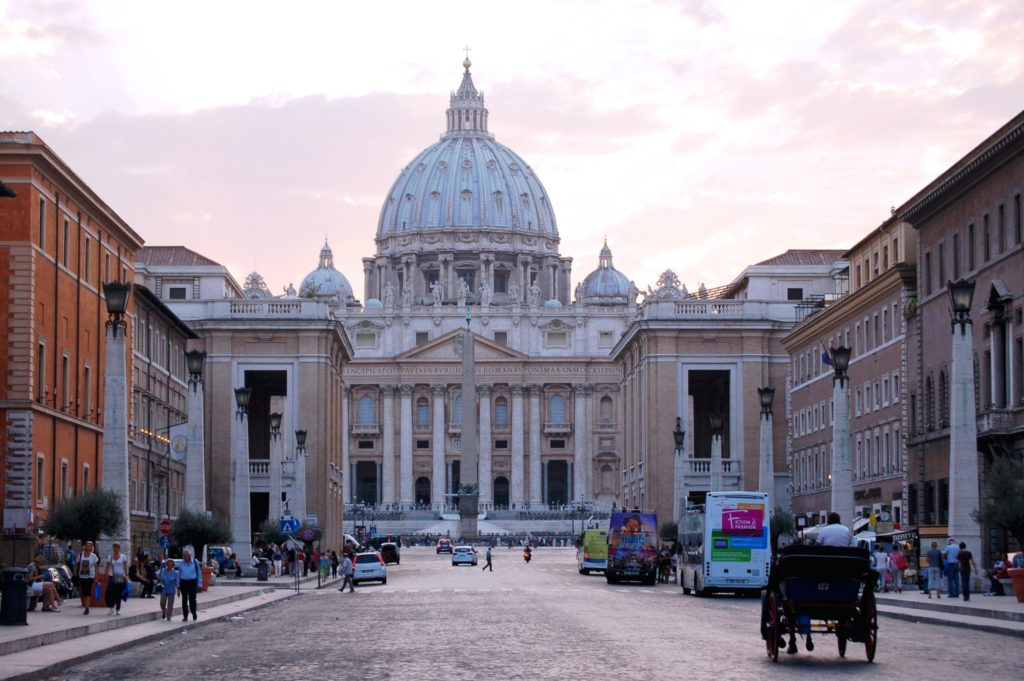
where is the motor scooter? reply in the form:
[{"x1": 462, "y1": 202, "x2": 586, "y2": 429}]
[{"x1": 523, "y1": 548, "x2": 532, "y2": 564}]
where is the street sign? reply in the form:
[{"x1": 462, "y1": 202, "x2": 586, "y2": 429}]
[
  {"x1": 369, "y1": 526, "x2": 377, "y2": 535},
  {"x1": 303, "y1": 514, "x2": 318, "y2": 527},
  {"x1": 300, "y1": 527, "x2": 316, "y2": 542},
  {"x1": 159, "y1": 519, "x2": 173, "y2": 535},
  {"x1": 158, "y1": 535, "x2": 172, "y2": 548},
  {"x1": 279, "y1": 517, "x2": 301, "y2": 535}
]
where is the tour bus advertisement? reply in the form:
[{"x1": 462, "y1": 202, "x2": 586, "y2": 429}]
[
  {"x1": 709, "y1": 502, "x2": 767, "y2": 562},
  {"x1": 608, "y1": 512, "x2": 658, "y2": 573}
]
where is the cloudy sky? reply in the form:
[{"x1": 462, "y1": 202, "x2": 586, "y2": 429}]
[{"x1": 2, "y1": 0, "x2": 1022, "y2": 295}]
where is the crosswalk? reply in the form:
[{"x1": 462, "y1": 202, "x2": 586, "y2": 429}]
[{"x1": 319, "y1": 585, "x2": 664, "y2": 596}]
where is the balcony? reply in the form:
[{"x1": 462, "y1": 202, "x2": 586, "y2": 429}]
[
  {"x1": 595, "y1": 420, "x2": 618, "y2": 431},
  {"x1": 351, "y1": 423, "x2": 380, "y2": 436},
  {"x1": 448, "y1": 422, "x2": 462, "y2": 435},
  {"x1": 680, "y1": 456, "x2": 743, "y2": 492},
  {"x1": 544, "y1": 422, "x2": 573, "y2": 435}
]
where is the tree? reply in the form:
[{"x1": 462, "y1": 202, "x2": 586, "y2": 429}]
[
  {"x1": 770, "y1": 508, "x2": 795, "y2": 553},
  {"x1": 659, "y1": 521, "x2": 678, "y2": 543},
  {"x1": 258, "y1": 518, "x2": 287, "y2": 546},
  {"x1": 41, "y1": 489, "x2": 123, "y2": 544},
  {"x1": 170, "y1": 509, "x2": 231, "y2": 559},
  {"x1": 973, "y1": 456, "x2": 1024, "y2": 550}
]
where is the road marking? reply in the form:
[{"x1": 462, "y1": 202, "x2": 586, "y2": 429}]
[
  {"x1": 429, "y1": 589, "x2": 443, "y2": 593},
  {"x1": 499, "y1": 588, "x2": 513, "y2": 592},
  {"x1": 454, "y1": 588, "x2": 467, "y2": 593}
]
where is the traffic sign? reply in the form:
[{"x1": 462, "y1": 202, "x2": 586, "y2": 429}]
[
  {"x1": 300, "y1": 527, "x2": 316, "y2": 542},
  {"x1": 159, "y1": 519, "x2": 173, "y2": 535},
  {"x1": 279, "y1": 517, "x2": 301, "y2": 535},
  {"x1": 303, "y1": 514, "x2": 318, "y2": 527},
  {"x1": 158, "y1": 535, "x2": 172, "y2": 548},
  {"x1": 369, "y1": 526, "x2": 377, "y2": 535}
]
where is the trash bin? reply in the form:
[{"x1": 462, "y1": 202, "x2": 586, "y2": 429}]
[
  {"x1": 1, "y1": 568, "x2": 29, "y2": 626},
  {"x1": 256, "y1": 557, "x2": 270, "y2": 582}
]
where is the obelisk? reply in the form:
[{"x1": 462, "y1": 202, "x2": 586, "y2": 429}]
[{"x1": 458, "y1": 304, "x2": 479, "y2": 539}]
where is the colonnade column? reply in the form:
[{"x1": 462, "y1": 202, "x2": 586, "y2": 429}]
[
  {"x1": 528, "y1": 384, "x2": 542, "y2": 508},
  {"x1": 573, "y1": 384, "x2": 588, "y2": 501},
  {"x1": 399, "y1": 384, "x2": 414, "y2": 506},
  {"x1": 510, "y1": 385, "x2": 525, "y2": 507},
  {"x1": 478, "y1": 384, "x2": 492, "y2": 507},
  {"x1": 381, "y1": 385, "x2": 396, "y2": 505},
  {"x1": 431, "y1": 385, "x2": 446, "y2": 510},
  {"x1": 341, "y1": 386, "x2": 350, "y2": 505}
]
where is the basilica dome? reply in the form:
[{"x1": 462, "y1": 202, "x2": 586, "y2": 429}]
[
  {"x1": 578, "y1": 242, "x2": 635, "y2": 306},
  {"x1": 299, "y1": 241, "x2": 355, "y2": 303},
  {"x1": 376, "y1": 59, "x2": 558, "y2": 240}
]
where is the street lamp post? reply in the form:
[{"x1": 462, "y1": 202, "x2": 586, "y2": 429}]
[
  {"x1": 709, "y1": 411, "x2": 723, "y2": 492},
  {"x1": 184, "y1": 349, "x2": 207, "y2": 512},
  {"x1": 757, "y1": 387, "x2": 775, "y2": 512},
  {"x1": 100, "y1": 281, "x2": 133, "y2": 558},
  {"x1": 268, "y1": 412, "x2": 283, "y2": 520},
  {"x1": 672, "y1": 416, "x2": 686, "y2": 520},
  {"x1": 829, "y1": 346, "x2": 854, "y2": 531},
  {"x1": 294, "y1": 429, "x2": 308, "y2": 520},
  {"x1": 947, "y1": 279, "x2": 982, "y2": 555},
  {"x1": 231, "y1": 386, "x2": 254, "y2": 571}
]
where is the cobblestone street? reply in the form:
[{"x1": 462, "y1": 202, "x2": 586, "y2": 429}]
[{"x1": 58, "y1": 548, "x2": 1021, "y2": 680}]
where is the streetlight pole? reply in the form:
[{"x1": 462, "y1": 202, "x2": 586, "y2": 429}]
[
  {"x1": 231, "y1": 386, "x2": 254, "y2": 571},
  {"x1": 829, "y1": 346, "x2": 854, "y2": 531},
  {"x1": 672, "y1": 416, "x2": 686, "y2": 520},
  {"x1": 269, "y1": 412, "x2": 283, "y2": 520},
  {"x1": 947, "y1": 279, "x2": 982, "y2": 555},
  {"x1": 184, "y1": 349, "x2": 207, "y2": 512},
  {"x1": 757, "y1": 387, "x2": 775, "y2": 512},
  {"x1": 294, "y1": 429, "x2": 308, "y2": 520},
  {"x1": 100, "y1": 281, "x2": 132, "y2": 558}
]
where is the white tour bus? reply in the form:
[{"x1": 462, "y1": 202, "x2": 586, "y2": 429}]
[{"x1": 677, "y1": 491, "x2": 771, "y2": 596}]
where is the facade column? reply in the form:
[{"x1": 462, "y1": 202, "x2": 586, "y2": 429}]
[
  {"x1": 381, "y1": 385, "x2": 396, "y2": 505},
  {"x1": 510, "y1": 385, "x2": 525, "y2": 507},
  {"x1": 184, "y1": 367, "x2": 206, "y2": 512},
  {"x1": 950, "y1": 313, "x2": 982, "y2": 553},
  {"x1": 341, "y1": 386, "x2": 351, "y2": 505},
  {"x1": 528, "y1": 384, "x2": 543, "y2": 508},
  {"x1": 572, "y1": 384, "x2": 588, "y2": 501},
  {"x1": 831, "y1": 374, "x2": 854, "y2": 531},
  {"x1": 230, "y1": 398, "x2": 253, "y2": 565},
  {"x1": 757, "y1": 389, "x2": 775, "y2": 512},
  {"x1": 100, "y1": 324, "x2": 131, "y2": 557},
  {"x1": 710, "y1": 431, "x2": 723, "y2": 493},
  {"x1": 478, "y1": 384, "x2": 493, "y2": 507},
  {"x1": 293, "y1": 430, "x2": 308, "y2": 519},
  {"x1": 431, "y1": 385, "x2": 446, "y2": 511},
  {"x1": 399, "y1": 384, "x2": 414, "y2": 507},
  {"x1": 269, "y1": 428, "x2": 282, "y2": 521}
]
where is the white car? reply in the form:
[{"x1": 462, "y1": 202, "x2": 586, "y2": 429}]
[
  {"x1": 352, "y1": 552, "x2": 387, "y2": 584},
  {"x1": 451, "y1": 546, "x2": 478, "y2": 566}
]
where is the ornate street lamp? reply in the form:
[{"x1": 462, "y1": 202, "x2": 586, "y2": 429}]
[
  {"x1": 185, "y1": 350, "x2": 206, "y2": 391},
  {"x1": 709, "y1": 411, "x2": 723, "y2": 436},
  {"x1": 948, "y1": 278, "x2": 975, "y2": 331},
  {"x1": 673, "y1": 416, "x2": 685, "y2": 453},
  {"x1": 758, "y1": 387, "x2": 775, "y2": 416},
  {"x1": 234, "y1": 387, "x2": 251, "y2": 420},
  {"x1": 295, "y1": 429, "x2": 308, "y2": 455},
  {"x1": 102, "y1": 281, "x2": 132, "y2": 337},
  {"x1": 269, "y1": 412, "x2": 283, "y2": 440},
  {"x1": 830, "y1": 346, "x2": 852, "y2": 384}
]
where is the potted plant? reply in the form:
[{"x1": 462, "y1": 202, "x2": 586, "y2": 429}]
[{"x1": 973, "y1": 456, "x2": 1024, "y2": 602}]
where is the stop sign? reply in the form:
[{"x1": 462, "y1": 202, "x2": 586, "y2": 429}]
[{"x1": 159, "y1": 519, "x2": 173, "y2": 535}]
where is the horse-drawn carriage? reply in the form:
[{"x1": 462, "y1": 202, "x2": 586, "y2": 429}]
[{"x1": 760, "y1": 544, "x2": 878, "y2": 662}]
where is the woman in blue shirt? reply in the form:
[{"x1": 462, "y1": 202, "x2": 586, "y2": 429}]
[{"x1": 158, "y1": 559, "x2": 180, "y2": 620}]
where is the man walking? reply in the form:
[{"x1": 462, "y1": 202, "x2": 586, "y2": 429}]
[
  {"x1": 943, "y1": 538, "x2": 961, "y2": 599},
  {"x1": 177, "y1": 548, "x2": 201, "y2": 621},
  {"x1": 482, "y1": 546, "x2": 493, "y2": 572},
  {"x1": 338, "y1": 553, "x2": 355, "y2": 593},
  {"x1": 957, "y1": 542, "x2": 978, "y2": 601}
]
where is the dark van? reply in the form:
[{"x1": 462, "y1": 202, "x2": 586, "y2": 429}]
[{"x1": 380, "y1": 542, "x2": 401, "y2": 565}]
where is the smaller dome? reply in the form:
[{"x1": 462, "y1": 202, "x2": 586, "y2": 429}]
[
  {"x1": 543, "y1": 298, "x2": 562, "y2": 308},
  {"x1": 578, "y1": 241, "x2": 635, "y2": 306},
  {"x1": 299, "y1": 241, "x2": 355, "y2": 303},
  {"x1": 365, "y1": 298, "x2": 383, "y2": 309}
]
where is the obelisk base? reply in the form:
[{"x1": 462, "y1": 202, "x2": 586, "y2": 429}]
[{"x1": 458, "y1": 495, "x2": 479, "y2": 541}]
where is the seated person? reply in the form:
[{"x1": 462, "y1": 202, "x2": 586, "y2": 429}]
[
  {"x1": 224, "y1": 553, "x2": 243, "y2": 578},
  {"x1": 26, "y1": 555, "x2": 64, "y2": 612},
  {"x1": 986, "y1": 553, "x2": 1008, "y2": 596},
  {"x1": 129, "y1": 558, "x2": 154, "y2": 598}
]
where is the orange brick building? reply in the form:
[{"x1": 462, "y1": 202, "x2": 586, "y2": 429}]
[{"x1": 0, "y1": 132, "x2": 143, "y2": 564}]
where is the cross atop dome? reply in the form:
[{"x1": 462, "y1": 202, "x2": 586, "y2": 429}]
[
  {"x1": 599, "y1": 239, "x2": 613, "y2": 268},
  {"x1": 447, "y1": 52, "x2": 489, "y2": 137},
  {"x1": 319, "y1": 240, "x2": 335, "y2": 269}
]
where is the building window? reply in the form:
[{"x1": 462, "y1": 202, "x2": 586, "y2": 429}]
[
  {"x1": 598, "y1": 331, "x2": 614, "y2": 348},
  {"x1": 105, "y1": 252, "x2": 111, "y2": 281},
  {"x1": 493, "y1": 270, "x2": 508, "y2": 294},
  {"x1": 998, "y1": 204, "x2": 1005, "y2": 253},
  {"x1": 494, "y1": 439, "x2": 508, "y2": 450},
  {"x1": 416, "y1": 439, "x2": 430, "y2": 450},
  {"x1": 968, "y1": 223, "x2": 975, "y2": 270},
  {"x1": 452, "y1": 393, "x2": 462, "y2": 424},
  {"x1": 494, "y1": 397, "x2": 509, "y2": 428},
  {"x1": 983, "y1": 214, "x2": 991, "y2": 261},
  {"x1": 599, "y1": 396, "x2": 613, "y2": 425},
  {"x1": 37, "y1": 343, "x2": 46, "y2": 402},
  {"x1": 62, "y1": 219, "x2": 69, "y2": 265},
  {"x1": 548, "y1": 394, "x2": 566, "y2": 424},
  {"x1": 60, "y1": 460, "x2": 69, "y2": 499},
  {"x1": 937, "y1": 242, "x2": 945, "y2": 286},
  {"x1": 38, "y1": 198, "x2": 46, "y2": 248},
  {"x1": 357, "y1": 440, "x2": 374, "y2": 449},
  {"x1": 355, "y1": 332, "x2": 377, "y2": 349},
  {"x1": 168, "y1": 287, "x2": 187, "y2": 300},
  {"x1": 84, "y1": 238, "x2": 91, "y2": 281},
  {"x1": 416, "y1": 397, "x2": 429, "y2": 428},
  {"x1": 415, "y1": 331, "x2": 429, "y2": 347},
  {"x1": 1015, "y1": 194, "x2": 1022, "y2": 245},
  {"x1": 357, "y1": 395, "x2": 375, "y2": 426},
  {"x1": 36, "y1": 455, "x2": 45, "y2": 505},
  {"x1": 787, "y1": 288, "x2": 803, "y2": 301},
  {"x1": 83, "y1": 365, "x2": 91, "y2": 416},
  {"x1": 924, "y1": 251, "x2": 932, "y2": 296},
  {"x1": 493, "y1": 331, "x2": 508, "y2": 346},
  {"x1": 61, "y1": 354, "x2": 69, "y2": 410},
  {"x1": 550, "y1": 439, "x2": 566, "y2": 449},
  {"x1": 83, "y1": 464, "x2": 90, "y2": 490},
  {"x1": 546, "y1": 331, "x2": 568, "y2": 348}
]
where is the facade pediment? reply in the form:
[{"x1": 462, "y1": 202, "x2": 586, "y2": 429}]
[{"x1": 395, "y1": 329, "x2": 528, "y2": 363}]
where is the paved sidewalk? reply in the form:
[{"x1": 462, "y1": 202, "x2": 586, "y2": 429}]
[{"x1": 875, "y1": 587, "x2": 1024, "y2": 638}]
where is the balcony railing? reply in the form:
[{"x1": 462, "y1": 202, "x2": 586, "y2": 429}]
[
  {"x1": 544, "y1": 422, "x2": 572, "y2": 435},
  {"x1": 595, "y1": 420, "x2": 618, "y2": 430},
  {"x1": 683, "y1": 458, "x2": 741, "y2": 474},
  {"x1": 249, "y1": 460, "x2": 270, "y2": 476},
  {"x1": 448, "y1": 422, "x2": 462, "y2": 435},
  {"x1": 351, "y1": 423, "x2": 380, "y2": 435}
]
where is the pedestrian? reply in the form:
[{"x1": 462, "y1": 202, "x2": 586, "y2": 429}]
[
  {"x1": 957, "y1": 542, "x2": 978, "y2": 601},
  {"x1": 319, "y1": 551, "x2": 329, "y2": 579},
  {"x1": 943, "y1": 538, "x2": 960, "y2": 598},
  {"x1": 251, "y1": 547, "x2": 261, "y2": 576},
  {"x1": 889, "y1": 544, "x2": 907, "y2": 593},
  {"x1": 27, "y1": 555, "x2": 64, "y2": 611},
  {"x1": 177, "y1": 548, "x2": 201, "y2": 621},
  {"x1": 104, "y1": 542, "x2": 130, "y2": 616},
  {"x1": 482, "y1": 546, "x2": 493, "y2": 572},
  {"x1": 873, "y1": 546, "x2": 890, "y2": 592},
  {"x1": 330, "y1": 550, "x2": 339, "y2": 578},
  {"x1": 926, "y1": 540, "x2": 944, "y2": 599},
  {"x1": 157, "y1": 559, "x2": 179, "y2": 620},
  {"x1": 818, "y1": 512, "x2": 852, "y2": 547},
  {"x1": 76, "y1": 540, "x2": 99, "y2": 615},
  {"x1": 286, "y1": 546, "x2": 296, "y2": 577},
  {"x1": 338, "y1": 554, "x2": 355, "y2": 593},
  {"x1": 272, "y1": 546, "x2": 282, "y2": 578},
  {"x1": 985, "y1": 552, "x2": 1009, "y2": 596}
]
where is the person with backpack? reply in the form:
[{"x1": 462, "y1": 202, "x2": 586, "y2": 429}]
[{"x1": 889, "y1": 544, "x2": 908, "y2": 593}]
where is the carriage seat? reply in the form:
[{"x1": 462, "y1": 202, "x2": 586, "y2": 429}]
[{"x1": 777, "y1": 545, "x2": 872, "y2": 603}]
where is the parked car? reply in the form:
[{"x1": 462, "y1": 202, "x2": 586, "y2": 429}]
[
  {"x1": 452, "y1": 546, "x2": 478, "y2": 566},
  {"x1": 436, "y1": 539, "x2": 453, "y2": 554},
  {"x1": 353, "y1": 552, "x2": 387, "y2": 585},
  {"x1": 380, "y1": 542, "x2": 400, "y2": 565}
]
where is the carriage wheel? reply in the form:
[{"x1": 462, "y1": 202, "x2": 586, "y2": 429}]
[
  {"x1": 862, "y1": 592, "x2": 878, "y2": 662},
  {"x1": 765, "y1": 592, "x2": 781, "y2": 662}
]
